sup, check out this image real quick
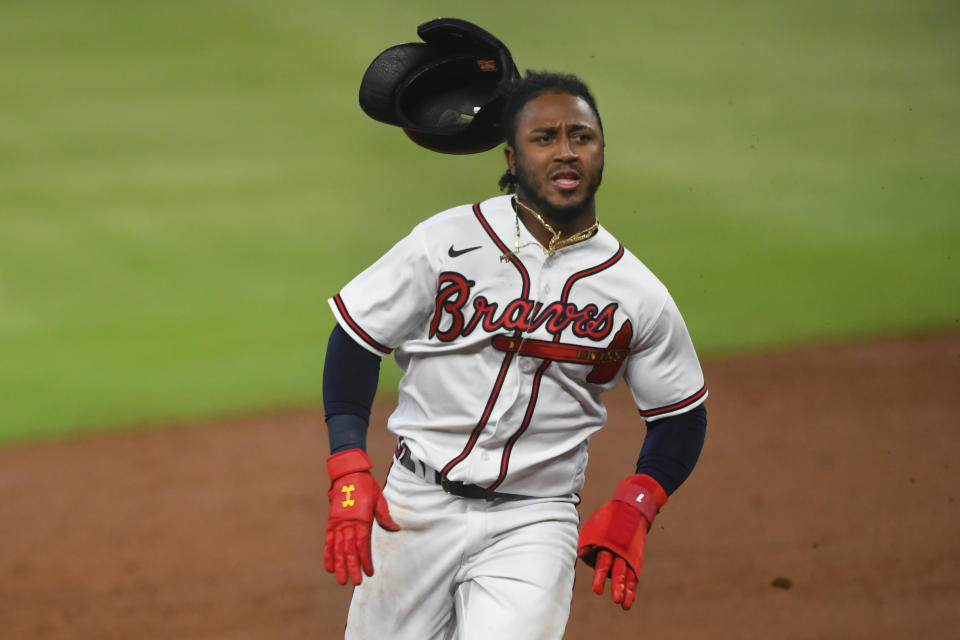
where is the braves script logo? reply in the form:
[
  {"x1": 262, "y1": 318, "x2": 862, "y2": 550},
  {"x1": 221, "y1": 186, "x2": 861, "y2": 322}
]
[
  {"x1": 428, "y1": 272, "x2": 632, "y2": 384},
  {"x1": 429, "y1": 272, "x2": 618, "y2": 342}
]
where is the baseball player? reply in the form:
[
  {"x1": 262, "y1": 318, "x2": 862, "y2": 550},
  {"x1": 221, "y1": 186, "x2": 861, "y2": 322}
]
[{"x1": 323, "y1": 71, "x2": 708, "y2": 639}]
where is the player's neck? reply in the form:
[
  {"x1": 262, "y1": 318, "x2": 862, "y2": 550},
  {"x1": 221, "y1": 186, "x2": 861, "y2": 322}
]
[{"x1": 512, "y1": 194, "x2": 598, "y2": 252}]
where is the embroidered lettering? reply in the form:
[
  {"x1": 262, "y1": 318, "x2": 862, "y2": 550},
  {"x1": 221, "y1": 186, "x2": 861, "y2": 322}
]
[{"x1": 430, "y1": 273, "x2": 620, "y2": 343}]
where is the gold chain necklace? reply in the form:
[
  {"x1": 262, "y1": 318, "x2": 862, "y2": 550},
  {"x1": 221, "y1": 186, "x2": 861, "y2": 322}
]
[{"x1": 500, "y1": 197, "x2": 598, "y2": 262}]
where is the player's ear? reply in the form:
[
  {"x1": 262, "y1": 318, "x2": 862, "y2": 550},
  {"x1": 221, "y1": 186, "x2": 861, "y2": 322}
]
[{"x1": 503, "y1": 145, "x2": 516, "y2": 174}]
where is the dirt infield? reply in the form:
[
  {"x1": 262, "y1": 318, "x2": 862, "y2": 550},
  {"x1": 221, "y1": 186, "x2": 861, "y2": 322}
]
[{"x1": 2, "y1": 333, "x2": 958, "y2": 639}]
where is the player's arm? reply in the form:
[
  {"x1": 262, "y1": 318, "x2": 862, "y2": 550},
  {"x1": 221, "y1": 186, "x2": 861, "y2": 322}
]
[
  {"x1": 578, "y1": 405, "x2": 707, "y2": 610},
  {"x1": 324, "y1": 323, "x2": 381, "y2": 453},
  {"x1": 635, "y1": 404, "x2": 707, "y2": 493},
  {"x1": 322, "y1": 324, "x2": 399, "y2": 587}
]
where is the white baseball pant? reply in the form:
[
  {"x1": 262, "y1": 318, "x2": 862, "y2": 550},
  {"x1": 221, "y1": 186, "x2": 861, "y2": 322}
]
[{"x1": 344, "y1": 458, "x2": 579, "y2": 640}]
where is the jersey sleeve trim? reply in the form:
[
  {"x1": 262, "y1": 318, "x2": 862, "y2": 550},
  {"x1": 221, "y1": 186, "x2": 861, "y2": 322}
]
[
  {"x1": 639, "y1": 385, "x2": 708, "y2": 420},
  {"x1": 330, "y1": 293, "x2": 393, "y2": 356}
]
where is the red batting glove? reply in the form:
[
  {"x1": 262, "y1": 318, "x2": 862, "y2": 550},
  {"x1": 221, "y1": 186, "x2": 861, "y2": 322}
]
[
  {"x1": 577, "y1": 474, "x2": 668, "y2": 610},
  {"x1": 324, "y1": 449, "x2": 400, "y2": 586}
]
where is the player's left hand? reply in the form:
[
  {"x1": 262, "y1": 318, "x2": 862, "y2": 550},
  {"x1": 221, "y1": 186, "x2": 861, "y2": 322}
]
[
  {"x1": 324, "y1": 449, "x2": 400, "y2": 586},
  {"x1": 577, "y1": 474, "x2": 668, "y2": 610},
  {"x1": 591, "y1": 549, "x2": 639, "y2": 609}
]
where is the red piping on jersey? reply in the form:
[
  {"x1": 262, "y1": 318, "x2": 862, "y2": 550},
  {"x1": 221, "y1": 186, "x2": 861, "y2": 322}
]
[
  {"x1": 640, "y1": 385, "x2": 708, "y2": 418},
  {"x1": 441, "y1": 350, "x2": 516, "y2": 477},
  {"x1": 559, "y1": 244, "x2": 625, "y2": 307},
  {"x1": 489, "y1": 242, "x2": 626, "y2": 491},
  {"x1": 487, "y1": 358, "x2": 551, "y2": 492},
  {"x1": 471, "y1": 202, "x2": 530, "y2": 297},
  {"x1": 333, "y1": 294, "x2": 392, "y2": 355},
  {"x1": 441, "y1": 203, "x2": 530, "y2": 478}
]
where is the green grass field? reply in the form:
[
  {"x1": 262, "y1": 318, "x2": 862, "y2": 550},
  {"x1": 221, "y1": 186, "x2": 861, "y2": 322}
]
[{"x1": 1, "y1": 0, "x2": 958, "y2": 444}]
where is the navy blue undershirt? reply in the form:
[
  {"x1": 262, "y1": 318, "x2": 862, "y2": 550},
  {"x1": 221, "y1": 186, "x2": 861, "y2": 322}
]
[
  {"x1": 322, "y1": 324, "x2": 706, "y2": 495},
  {"x1": 323, "y1": 324, "x2": 381, "y2": 454},
  {"x1": 635, "y1": 404, "x2": 706, "y2": 494}
]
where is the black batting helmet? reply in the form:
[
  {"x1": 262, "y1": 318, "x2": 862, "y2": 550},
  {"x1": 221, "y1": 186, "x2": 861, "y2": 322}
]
[{"x1": 358, "y1": 18, "x2": 520, "y2": 154}]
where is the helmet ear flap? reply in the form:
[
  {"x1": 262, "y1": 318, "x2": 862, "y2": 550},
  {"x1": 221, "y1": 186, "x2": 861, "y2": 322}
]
[{"x1": 357, "y1": 18, "x2": 519, "y2": 154}]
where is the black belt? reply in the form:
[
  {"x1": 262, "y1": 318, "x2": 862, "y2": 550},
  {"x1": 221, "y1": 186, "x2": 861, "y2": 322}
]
[{"x1": 396, "y1": 443, "x2": 527, "y2": 502}]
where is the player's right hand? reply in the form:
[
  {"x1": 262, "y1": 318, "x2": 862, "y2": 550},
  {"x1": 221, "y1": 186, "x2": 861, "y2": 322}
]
[{"x1": 324, "y1": 449, "x2": 400, "y2": 586}]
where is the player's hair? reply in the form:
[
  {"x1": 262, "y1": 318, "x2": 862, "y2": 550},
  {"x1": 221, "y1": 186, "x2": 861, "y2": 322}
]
[{"x1": 498, "y1": 70, "x2": 604, "y2": 193}]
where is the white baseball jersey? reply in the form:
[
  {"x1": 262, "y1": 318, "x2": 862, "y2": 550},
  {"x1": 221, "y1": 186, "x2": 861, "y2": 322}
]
[{"x1": 329, "y1": 194, "x2": 707, "y2": 498}]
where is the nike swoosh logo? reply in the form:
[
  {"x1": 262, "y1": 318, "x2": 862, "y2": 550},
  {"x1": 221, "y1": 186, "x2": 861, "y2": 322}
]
[{"x1": 448, "y1": 245, "x2": 482, "y2": 258}]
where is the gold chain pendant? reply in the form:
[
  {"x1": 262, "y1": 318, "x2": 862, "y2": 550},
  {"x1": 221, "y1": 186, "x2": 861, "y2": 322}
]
[{"x1": 513, "y1": 197, "x2": 598, "y2": 257}]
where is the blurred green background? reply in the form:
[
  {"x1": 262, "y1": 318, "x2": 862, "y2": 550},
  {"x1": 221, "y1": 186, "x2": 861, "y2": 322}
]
[{"x1": 1, "y1": 0, "x2": 958, "y2": 444}]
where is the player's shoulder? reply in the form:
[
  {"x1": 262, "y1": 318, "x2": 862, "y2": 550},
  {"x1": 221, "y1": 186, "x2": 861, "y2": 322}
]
[
  {"x1": 411, "y1": 194, "x2": 512, "y2": 241},
  {"x1": 598, "y1": 228, "x2": 668, "y2": 293},
  {"x1": 416, "y1": 194, "x2": 511, "y2": 227}
]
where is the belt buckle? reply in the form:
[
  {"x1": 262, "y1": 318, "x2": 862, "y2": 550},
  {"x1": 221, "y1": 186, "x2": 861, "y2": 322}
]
[
  {"x1": 440, "y1": 478, "x2": 460, "y2": 495},
  {"x1": 441, "y1": 478, "x2": 495, "y2": 501}
]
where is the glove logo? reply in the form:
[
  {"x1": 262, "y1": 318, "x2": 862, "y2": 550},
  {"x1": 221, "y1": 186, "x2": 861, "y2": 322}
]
[
  {"x1": 636, "y1": 493, "x2": 645, "y2": 503},
  {"x1": 341, "y1": 484, "x2": 356, "y2": 508}
]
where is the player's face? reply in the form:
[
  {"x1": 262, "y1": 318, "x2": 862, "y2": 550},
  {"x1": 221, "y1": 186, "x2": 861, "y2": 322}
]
[{"x1": 506, "y1": 92, "x2": 605, "y2": 224}]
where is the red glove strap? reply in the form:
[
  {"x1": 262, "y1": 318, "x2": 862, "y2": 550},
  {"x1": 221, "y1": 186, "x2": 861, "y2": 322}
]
[
  {"x1": 612, "y1": 473, "x2": 669, "y2": 528},
  {"x1": 327, "y1": 448, "x2": 373, "y2": 481}
]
